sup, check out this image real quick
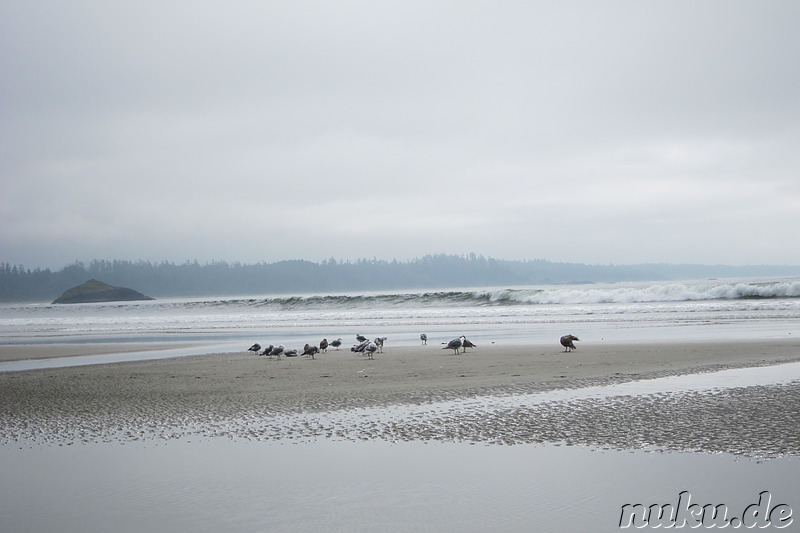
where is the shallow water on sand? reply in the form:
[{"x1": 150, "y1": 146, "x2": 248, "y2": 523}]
[
  {"x1": 332, "y1": 360, "x2": 800, "y2": 421},
  {"x1": 1, "y1": 439, "x2": 798, "y2": 533},
  {"x1": 2, "y1": 361, "x2": 800, "y2": 532}
]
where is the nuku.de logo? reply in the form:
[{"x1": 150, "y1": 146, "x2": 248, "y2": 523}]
[{"x1": 619, "y1": 490, "x2": 793, "y2": 529}]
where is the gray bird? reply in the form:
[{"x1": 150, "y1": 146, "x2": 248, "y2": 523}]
[
  {"x1": 365, "y1": 342, "x2": 378, "y2": 360},
  {"x1": 330, "y1": 338, "x2": 343, "y2": 350},
  {"x1": 259, "y1": 344, "x2": 274, "y2": 356},
  {"x1": 356, "y1": 334, "x2": 368, "y2": 343},
  {"x1": 351, "y1": 339, "x2": 370, "y2": 353},
  {"x1": 268, "y1": 344, "x2": 285, "y2": 359},
  {"x1": 460, "y1": 336, "x2": 476, "y2": 351},
  {"x1": 420, "y1": 333, "x2": 427, "y2": 345},
  {"x1": 374, "y1": 336, "x2": 387, "y2": 353},
  {"x1": 248, "y1": 343, "x2": 261, "y2": 354},
  {"x1": 560, "y1": 335, "x2": 579, "y2": 352},
  {"x1": 443, "y1": 337, "x2": 462, "y2": 355},
  {"x1": 302, "y1": 344, "x2": 319, "y2": 359}
]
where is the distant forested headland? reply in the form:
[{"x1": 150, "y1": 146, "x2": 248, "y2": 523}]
[{"x1": 2, "y1": 255, "x2": 799, "y2": 302}]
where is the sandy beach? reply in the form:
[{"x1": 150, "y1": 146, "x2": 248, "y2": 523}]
[
  {"x1": 2, "y1": 339, "x2": 798, "y2": 407},
  {"x1": 2, "y1": 339, "x2": 800, "y2": 456}
]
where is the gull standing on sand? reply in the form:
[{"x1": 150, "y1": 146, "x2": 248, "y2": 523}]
[
  {"x1": 460, "y1": 336, "x2": 476, "y2": 351},
  {"x1": 320, "y1": 338, "x2": 329, "y2": 353},
  {"x1": 259, "y1": 344, "x2": 274, "y2": 356},
  {"x1": 302, "y1": 344, "x2": 319, "y2": 359},
  {"x1": 420, "y1": 333, "x2": 427, "y2": 345},
  {"x1": 443, "y1": 337, "x2": 462, "y2": 355},
  {"x1": 560, "y1": 335, "x2": 579, "y2": 352},
  {"x1": 356, "y1": 334, "x2": 368, "y2": 343},
  {"x1": 268, "y1": 344, "x2": 285, "y2": 359},
  {"x1": 374, "y1": 337, "x2": 387, "y2": 353},
  {"x1": 248, "y1": 343, "x2": 261, "y2": 354},
  {"x1": 330, "y1": 338, "x2": 343, "y2": 350},
  {"x1": 365, "y1": 342, "x2": 378, "y2": 359},
  {"x1": 352, "y1": 339, "x2": 370, "y2": 353}
]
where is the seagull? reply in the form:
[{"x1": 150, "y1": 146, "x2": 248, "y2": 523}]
[
  {"x1": 356, "y1": 334, "x2": 368, "y2": 343},
  {"x1": 560, "y1": 335, "x2": 579, "y2": 352},
  {"x1": 365, "y1": 342, "x2": 378, "y2": 360},
  {"x1": 330, "y1": 338, "x2": 343, "y2": 350},
  {"x1": 351, "y1": 339, "x2": 370, "y2": 353},
  {"x1": 320, "y1": 339, "x2": 329, "y2": 353},
  {"x1": 302, "y1": 344, "x2": 319, "y2": 359},
  {"x1": 259, "y1": 344, "x2": 274, "y2": 356},
  {"x1": 374, "y1": 337, "x2": 387, "y2": 353},
  {"x1": 460, "y1": 336, "x2": 476, "y2": 351},
  {"x1": 248, "y1": 343, "x2": 261, "y2": 354},
  {"x1": 268, "y1": 344, "x2": 285, "y2": 359},
  {"x1": 443, "y1": 337, "x2": 462, "y2": 355},
  {"x1": 284, "y1": 348, "x2": 298, "y2": 357},
  {"x1": 420, "y1": 333, "x2": 427, "y2": 345}
]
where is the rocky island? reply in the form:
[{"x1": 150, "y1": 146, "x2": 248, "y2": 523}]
[{"x1": 52, "y1": 279, "x2": 155, "y2": 304}]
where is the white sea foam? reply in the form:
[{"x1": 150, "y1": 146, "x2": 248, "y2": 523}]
[{"x1": 483, "y1": 279, "x2": 800, "y2": 305}]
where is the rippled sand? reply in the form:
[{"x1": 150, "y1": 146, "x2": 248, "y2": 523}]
[{"x1": 2, "y1": 340, "x2": 799, "y2": 457}]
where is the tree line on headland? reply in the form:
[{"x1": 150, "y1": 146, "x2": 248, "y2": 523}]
[{"x1": 2, "y1": 254, "x2": 799, "y2": 302}]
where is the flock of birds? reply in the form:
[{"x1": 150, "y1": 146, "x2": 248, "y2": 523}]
[
  {"x1": 350, "y1": 335, "x2": 388, "y2": 360},
  {"x1": 247, "y1": 333, "x2": 580, "y2": 359},
  {"x1": 247, "y1": 334, "x2": 389, "y2": 361}
]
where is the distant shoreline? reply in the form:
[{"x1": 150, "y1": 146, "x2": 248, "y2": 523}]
[{"x1": 4, "y1": 256, "x2": 800, "y2": 302}]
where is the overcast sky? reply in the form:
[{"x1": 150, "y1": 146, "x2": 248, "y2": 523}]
[{"x1": 2, "y1": 1, "x2": 799, "y2": 270}]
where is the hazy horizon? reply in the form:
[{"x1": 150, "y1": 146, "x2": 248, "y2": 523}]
[
  {"x1": 5, "y1": 253, "x2": 800, "y2": 274},
  {"x1": 4, "y1": 253, "x2": 800, "y2": 304},
  {"x1": 3, "y1": 2, "x2": 799, "y2": 269},
  {"x1": 7, "y1": 253, "x2": 800, "y2": 272}
]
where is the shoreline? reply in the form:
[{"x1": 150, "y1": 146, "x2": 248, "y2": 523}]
[
  {"x1": 0, "y1": 342, "x2": 207, "y2": 362},
  {"x1": 2, "y1": 339, "x2": 799, "y2": 456},
  {"x1": 1, "y1": 335, "x2": 797, "y2": 365}
]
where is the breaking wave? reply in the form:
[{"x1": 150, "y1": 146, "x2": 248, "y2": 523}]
[
  {"x1": 180, "y1": 278, "x2": 800, "y2": 310},
  {"x1": 477, "y1": 279, "x2": 800, "y2": 306}
]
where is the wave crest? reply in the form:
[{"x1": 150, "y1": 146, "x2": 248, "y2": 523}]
[
  {"x1": 172, "y1": 279, "x2": 800, "y2": 310},
  {"x1": 477, "y1": 280, "x2": 800, "y2": 305}
]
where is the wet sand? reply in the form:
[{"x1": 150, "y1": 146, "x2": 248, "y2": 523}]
[
  {"x1": 2, "y1": 339, "x2": 799, "y2": 457},
  {"x1": 0, "y1": 342, "x2": 202, "y2": 362}
]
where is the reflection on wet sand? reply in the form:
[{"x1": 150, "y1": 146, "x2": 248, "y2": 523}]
[{"x1": 3, "y1": 361, "x2": 800, "y2": 458}]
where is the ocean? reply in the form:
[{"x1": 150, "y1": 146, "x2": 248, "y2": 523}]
[{"x1": 1, "y1": 277, "x2": 799, "y2": 364}]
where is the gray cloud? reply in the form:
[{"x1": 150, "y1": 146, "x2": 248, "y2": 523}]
[{"x1": 2, "y1": 1, "x2": 799, "y2": 269}]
